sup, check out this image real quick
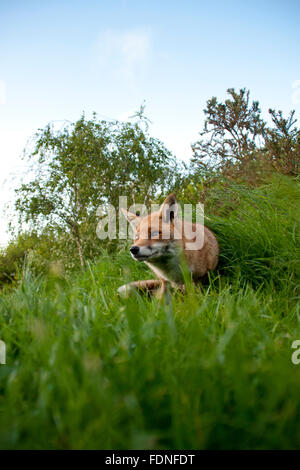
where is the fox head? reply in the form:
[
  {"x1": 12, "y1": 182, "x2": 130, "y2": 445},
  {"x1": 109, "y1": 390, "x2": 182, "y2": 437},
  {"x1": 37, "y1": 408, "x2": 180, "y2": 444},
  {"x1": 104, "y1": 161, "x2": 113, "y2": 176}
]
[{"x1": 121, "y1": 193, "x2": 179, "y2": 261}]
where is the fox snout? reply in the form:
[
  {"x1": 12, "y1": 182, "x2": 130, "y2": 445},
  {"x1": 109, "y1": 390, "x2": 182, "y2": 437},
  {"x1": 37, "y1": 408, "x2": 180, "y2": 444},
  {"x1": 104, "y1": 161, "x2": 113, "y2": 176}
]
[
  {"x1": 129, "y1": 244, "x2": 162, "y2": 261},
  {"x1": 129, "y1": 244, "x2": 151, "y2": 260}
]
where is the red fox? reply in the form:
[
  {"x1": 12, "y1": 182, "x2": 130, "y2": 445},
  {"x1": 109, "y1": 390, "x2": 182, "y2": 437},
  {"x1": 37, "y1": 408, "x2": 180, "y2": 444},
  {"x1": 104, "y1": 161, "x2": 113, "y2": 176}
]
[{"x1": 118, "y1": 193, "x2": 219, "y2": 298}]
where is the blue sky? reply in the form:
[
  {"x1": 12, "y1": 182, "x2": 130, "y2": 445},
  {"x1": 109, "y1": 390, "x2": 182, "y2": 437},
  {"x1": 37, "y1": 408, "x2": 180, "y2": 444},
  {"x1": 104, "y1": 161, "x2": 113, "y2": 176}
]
[{"x1": 0, "y1": 0, "x2": 300, "y2": 244}]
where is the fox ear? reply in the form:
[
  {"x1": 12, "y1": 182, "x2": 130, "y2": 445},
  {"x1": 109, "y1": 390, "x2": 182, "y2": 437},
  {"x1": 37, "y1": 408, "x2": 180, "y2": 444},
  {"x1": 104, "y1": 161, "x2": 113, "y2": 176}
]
[
  {"x1": 159, "y1": 193, "x2": 178, "y2": 223},
  {"x1": 121, "y1": 208, "x2": 140, "y2": 228}
]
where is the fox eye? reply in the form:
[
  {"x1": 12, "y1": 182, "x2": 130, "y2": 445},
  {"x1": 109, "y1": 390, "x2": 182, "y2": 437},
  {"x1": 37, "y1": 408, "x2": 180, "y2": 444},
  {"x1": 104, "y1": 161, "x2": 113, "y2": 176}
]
[
  {"x1": 135, "y1": 234, "x2": 139, "y2": 240},
  {"x1": 151, "y1": 231, "x2": 160, "y2": 238}
]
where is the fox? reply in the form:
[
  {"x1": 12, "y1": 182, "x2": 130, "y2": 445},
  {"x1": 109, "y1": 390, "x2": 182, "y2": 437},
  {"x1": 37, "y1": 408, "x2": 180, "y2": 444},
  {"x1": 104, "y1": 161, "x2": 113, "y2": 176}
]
[{"x1": 118, "y1": 193, "x2": 219, "y2": 298}]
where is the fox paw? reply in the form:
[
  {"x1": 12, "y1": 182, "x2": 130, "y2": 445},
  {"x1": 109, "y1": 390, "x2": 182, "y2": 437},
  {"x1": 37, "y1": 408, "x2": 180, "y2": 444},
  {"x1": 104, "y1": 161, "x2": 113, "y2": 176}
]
[{"x1": 117, "y1": 283, "x2": 135, "y2": 298}]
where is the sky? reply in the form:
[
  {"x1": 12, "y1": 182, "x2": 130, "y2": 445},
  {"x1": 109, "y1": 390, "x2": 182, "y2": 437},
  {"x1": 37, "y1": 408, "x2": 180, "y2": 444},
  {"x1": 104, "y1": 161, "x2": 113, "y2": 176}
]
[{"x1": 0, "y1": 0, "x2": 300, "y2": 245}]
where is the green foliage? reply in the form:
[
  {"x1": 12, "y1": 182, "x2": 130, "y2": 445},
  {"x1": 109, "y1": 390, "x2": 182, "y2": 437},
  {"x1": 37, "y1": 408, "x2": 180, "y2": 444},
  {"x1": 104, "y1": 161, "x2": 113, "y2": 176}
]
[
  {"x1": 14, "y1": 113, "x2": 182, "y2": 269},
  {"x1": 192, "y1": 88, "x2": 300, "y2": 183},
  {"x1": 0, "y1": 230, "x2": 80, "y2": 287},
  {"x1": 265, "y1": 109, "x2": 300, "y2": 176},
  {"x1": 192, "y1": 88, "x2": 266, "y2": 172},
  {"x1": 0, "y1": 232, "x2": 41, "y2": 286}
]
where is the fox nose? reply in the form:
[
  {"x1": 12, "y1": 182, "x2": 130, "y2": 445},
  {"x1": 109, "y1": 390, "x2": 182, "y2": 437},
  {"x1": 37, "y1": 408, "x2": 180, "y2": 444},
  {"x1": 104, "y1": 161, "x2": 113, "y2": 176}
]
[{"x1": 130, "y1": 245, "x2": 140, "y2": 255}]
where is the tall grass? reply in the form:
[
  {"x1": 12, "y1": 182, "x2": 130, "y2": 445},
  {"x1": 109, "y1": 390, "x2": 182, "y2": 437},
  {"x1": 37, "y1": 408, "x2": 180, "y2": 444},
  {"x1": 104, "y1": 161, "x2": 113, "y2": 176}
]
[
  {"x1": 0, "y1": 175, "x2": 299, "y2": 449},
  {"x1": 206, "y1": 175, "x2": 300, "y2": 291}
]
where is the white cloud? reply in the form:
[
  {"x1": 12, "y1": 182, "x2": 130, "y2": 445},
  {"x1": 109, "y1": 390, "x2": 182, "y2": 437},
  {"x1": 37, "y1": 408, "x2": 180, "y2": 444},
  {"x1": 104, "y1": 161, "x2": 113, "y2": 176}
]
[
  {"x1": 0, "y1": 80, "x2": 6, "y2": 105},
  {"x1": 95, "y1": 28, "x2": 151, "y2": 80}
]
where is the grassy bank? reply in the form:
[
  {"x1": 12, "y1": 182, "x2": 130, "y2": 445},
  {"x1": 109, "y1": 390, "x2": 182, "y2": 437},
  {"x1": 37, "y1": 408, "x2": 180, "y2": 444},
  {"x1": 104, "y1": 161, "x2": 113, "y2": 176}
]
[{"x1": 0, "y1": 176, "x2": 299, "y2": 449}]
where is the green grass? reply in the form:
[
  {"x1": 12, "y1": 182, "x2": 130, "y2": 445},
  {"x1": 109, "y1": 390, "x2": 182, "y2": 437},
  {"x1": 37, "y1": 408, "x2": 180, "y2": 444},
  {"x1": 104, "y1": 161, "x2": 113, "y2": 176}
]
[{"x1": 0, "y1": 175, "x2": 300, "y2": 449}]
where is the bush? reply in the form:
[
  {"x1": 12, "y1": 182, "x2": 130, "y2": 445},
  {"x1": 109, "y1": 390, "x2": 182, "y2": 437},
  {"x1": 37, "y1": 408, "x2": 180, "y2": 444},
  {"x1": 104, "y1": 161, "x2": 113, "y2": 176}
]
[
  {"x1": 0, "y1": 230, "x2": 79, "y2": 287},
  {"x1": 0, "y1": 233, "x2": 41, "y2": 286}
]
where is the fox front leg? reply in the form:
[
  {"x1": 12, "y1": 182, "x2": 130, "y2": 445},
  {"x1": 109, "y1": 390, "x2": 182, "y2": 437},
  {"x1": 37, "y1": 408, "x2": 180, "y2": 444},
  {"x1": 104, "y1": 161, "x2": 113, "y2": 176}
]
[
  {"x1": 117, "y1": 280, "x2": 162, "y2": 298},
  {"x1": 155, "y1": 279, "x2": 167, "y2": 299},
  {"x1": 155, "y1": 280, "x2": 173, "y2": 304}
]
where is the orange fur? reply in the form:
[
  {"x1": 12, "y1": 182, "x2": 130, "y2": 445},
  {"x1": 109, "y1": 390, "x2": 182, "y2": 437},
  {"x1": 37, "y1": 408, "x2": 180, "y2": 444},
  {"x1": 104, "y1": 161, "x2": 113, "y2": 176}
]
[{"x1": 118, "y1": 194, "x2": 219, "y2": 298}]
